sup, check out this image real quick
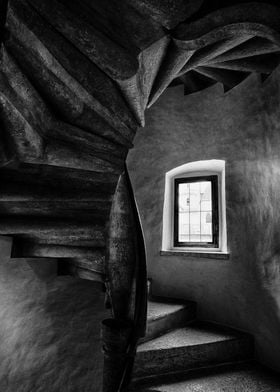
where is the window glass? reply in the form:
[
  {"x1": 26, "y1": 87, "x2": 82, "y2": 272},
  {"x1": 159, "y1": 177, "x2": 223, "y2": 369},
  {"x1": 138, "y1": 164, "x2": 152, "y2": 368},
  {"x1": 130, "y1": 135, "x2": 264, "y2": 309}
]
[{"x1": 174, "y1": 176, "x2": 218, "y2": 247}]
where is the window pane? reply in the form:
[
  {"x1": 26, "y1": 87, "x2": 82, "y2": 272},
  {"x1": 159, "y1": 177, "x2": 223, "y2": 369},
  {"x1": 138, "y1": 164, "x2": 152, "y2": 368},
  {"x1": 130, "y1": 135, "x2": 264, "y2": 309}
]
[
  {"x1": 201, "y1": 211, "x2": 212, "y2": 242},
  {"x1": 177, "y1": 179, "x2": 213, "y2": 244},
  {"x1": 189, "y1": 182, "x2": 200, "y2": 211},
  {"x1": 200, "y1": 181, "x2": 212, "y2": 211},
  {"x1": 178, "y1": 183, "x2": 190, "y2": 212},
  {"x1": 189, "y1": 211, "x2": 200, "y2": 242},
  {"x1": 178, "y1": 206, "x2": 189, "y2": 242}
]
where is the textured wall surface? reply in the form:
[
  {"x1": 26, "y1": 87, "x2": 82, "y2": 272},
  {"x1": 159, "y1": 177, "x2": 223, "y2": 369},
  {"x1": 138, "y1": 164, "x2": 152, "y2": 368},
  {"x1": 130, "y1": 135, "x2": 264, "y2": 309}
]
[
  {"x1": 0, "y1": 237, "x2": 108, "y2": 392},
  {"x1": 128, "y1": 68, "x2": 280, "y2": 371}
]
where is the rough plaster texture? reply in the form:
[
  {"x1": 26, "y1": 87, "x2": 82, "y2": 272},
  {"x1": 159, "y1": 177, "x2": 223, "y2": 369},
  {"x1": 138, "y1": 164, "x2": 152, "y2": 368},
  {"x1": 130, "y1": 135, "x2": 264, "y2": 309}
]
[
  {"x1": 128, "y1": 68, "x2": 280, "y2": 371},
  {"x1": 0, "y1": 237, "x2": 108, "y2": 392}
]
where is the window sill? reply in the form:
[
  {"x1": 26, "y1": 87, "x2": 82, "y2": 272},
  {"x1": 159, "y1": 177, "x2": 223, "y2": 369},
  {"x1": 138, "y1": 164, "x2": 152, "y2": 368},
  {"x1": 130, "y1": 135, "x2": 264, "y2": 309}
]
[{"x1": 160, "y1": 250, "x2": 230, "y2": 260}]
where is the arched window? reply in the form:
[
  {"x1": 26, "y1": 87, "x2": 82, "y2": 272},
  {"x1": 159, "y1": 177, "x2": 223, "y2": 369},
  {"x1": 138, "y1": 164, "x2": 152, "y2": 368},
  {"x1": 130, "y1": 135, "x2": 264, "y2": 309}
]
[{"x1": 162, "y1": 160, "x2": 227, "y2": 254}]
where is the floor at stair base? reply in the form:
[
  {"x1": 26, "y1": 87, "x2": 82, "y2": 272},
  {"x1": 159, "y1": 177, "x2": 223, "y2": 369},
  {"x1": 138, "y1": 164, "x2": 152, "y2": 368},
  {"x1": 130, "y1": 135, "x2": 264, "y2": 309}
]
[{"x1": 131, "y1": 362, "x2": 280, "y2": 392}]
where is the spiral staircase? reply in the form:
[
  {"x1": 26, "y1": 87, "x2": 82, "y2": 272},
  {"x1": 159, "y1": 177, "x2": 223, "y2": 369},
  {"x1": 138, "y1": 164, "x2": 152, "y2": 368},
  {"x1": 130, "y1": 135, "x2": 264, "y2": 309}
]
[
  {"x1": 1, "y1": 0, "x2": 280, "y2": 282},
  {"x1": 1, "y1": 0, "x2": 280, "y2": 390},
  {"x1": 129, "y1": 285, "x2": 280, "y2": 391}
]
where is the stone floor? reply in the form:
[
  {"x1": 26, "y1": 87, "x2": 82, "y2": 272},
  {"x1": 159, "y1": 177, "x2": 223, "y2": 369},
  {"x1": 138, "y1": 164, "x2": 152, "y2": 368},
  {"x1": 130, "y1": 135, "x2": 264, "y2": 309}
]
[{"x1": 134, "y1": 362, "x2": 280, "y2": 392}]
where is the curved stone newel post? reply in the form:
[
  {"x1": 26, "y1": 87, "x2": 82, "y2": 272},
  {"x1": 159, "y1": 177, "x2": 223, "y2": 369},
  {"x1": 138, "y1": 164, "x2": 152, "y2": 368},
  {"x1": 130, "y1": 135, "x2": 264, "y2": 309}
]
[{"x1": 102, "y1": 168, "x2": 147, "y2": 392}]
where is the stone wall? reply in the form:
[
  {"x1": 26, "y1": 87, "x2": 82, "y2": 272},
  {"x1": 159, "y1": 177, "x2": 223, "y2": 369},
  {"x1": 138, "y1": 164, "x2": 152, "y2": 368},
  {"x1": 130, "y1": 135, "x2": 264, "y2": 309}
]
[
  {"x1": 0, "y1": 236, "x2": 108, "y2": 392},
  {"x1": 128, "y1": 68, "x2": 280, "y2": 371}
]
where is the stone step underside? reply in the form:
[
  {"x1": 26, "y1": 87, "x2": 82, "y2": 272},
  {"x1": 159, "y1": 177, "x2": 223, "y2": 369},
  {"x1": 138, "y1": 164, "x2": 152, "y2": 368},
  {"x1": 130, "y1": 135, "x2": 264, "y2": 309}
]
[
  {"x1": 0, "y1": 164, "x2": 119, "y2": 194},
  {"x1": 0, "y1": 218, "x2": 105, "y2": 247},
  {"x1": 12, "y1": 241, "x2": 105, "y2": 263},
  {"x1": 0, "y1": 201, "x2": 110, "y2": 221}
]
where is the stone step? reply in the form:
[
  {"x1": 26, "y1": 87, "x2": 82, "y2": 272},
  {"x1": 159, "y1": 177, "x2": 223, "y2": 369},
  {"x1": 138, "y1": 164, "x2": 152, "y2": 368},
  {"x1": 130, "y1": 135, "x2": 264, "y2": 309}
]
[
  {"x1": 142, "y1": 298, "x2": 196, "y2": 343},
  {"x1": 134, "y1": 322, "x2": 254, "y2": 380},
  {"x1": 131, "y1": 361, "x2": 280, "y2": 392}
]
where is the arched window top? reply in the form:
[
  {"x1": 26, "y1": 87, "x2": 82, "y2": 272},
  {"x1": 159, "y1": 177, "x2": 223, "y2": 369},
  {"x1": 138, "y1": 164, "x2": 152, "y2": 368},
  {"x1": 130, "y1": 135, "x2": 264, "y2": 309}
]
[
  {"x1": 162, "y1": 160, "x2": 227, "y2": 255},
  {"x1": 166, "y1": 159, "x2": 225, "y2": 179}
]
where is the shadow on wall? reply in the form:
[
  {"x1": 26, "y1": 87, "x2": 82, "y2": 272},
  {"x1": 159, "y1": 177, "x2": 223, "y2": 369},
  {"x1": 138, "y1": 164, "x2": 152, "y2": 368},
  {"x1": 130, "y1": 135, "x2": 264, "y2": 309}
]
[{"x1": 0, "y1": 237, "x2": 108, "y2": 392}]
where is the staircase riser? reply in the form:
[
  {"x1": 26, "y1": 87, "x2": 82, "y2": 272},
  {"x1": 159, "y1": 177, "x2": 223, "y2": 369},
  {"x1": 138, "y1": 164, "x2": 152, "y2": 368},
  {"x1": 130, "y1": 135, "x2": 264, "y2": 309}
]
[
  {"x1": 142, "y1": 306, "x2": 196, "y2": 343},
  {"x1": 134, "y1": 338, "x2": 254, "y2": 379}
]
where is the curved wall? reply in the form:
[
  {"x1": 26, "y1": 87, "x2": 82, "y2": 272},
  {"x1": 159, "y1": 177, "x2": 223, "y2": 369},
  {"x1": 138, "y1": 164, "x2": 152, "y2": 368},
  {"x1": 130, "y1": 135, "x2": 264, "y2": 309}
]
[
  {"x1": 0, "y1": 237, "x2": 108, "y2": 392},
  {"x1": 128, "y1": 68, "x2": 280, "y2": 371}
]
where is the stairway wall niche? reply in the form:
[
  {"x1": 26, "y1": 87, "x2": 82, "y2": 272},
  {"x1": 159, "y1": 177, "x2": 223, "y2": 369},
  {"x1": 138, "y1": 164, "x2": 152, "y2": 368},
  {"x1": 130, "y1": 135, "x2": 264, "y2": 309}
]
[
  {"x1": 0, "y1": 236, "x2": 108, "y2": 392},
  {"x1": 128, "y1": 66, "x2": 280, "y2": 371}
]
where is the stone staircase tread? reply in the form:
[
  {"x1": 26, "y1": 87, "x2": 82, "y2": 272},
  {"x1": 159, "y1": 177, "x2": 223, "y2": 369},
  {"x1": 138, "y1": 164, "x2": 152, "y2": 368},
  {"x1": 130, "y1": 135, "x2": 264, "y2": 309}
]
[
  {"x1": 131, "y1": 362, "x2": 280, "y2": 392},
  {"x1": 137, "y1": 322, "x2": 251, "y2": 353},
  {"x1": 147, "y1": 300, "x2": 194, "y2": 321}
]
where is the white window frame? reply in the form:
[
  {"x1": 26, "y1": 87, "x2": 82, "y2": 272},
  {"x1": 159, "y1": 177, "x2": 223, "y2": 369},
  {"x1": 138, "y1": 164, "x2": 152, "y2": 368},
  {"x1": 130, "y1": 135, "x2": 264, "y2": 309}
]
[{"x1": 162, "y1": 160, "x2": 227, "y2": 254}]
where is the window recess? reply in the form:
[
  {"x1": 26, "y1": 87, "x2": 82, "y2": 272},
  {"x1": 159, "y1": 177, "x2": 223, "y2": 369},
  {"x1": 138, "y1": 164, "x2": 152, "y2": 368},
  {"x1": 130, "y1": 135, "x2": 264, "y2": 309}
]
[
  {"x1": 174, "y1": 176, "x2": 219, "y2": 248},
  {"x1": 161, "y1": 160, "x2": 228, "y2": 255}
]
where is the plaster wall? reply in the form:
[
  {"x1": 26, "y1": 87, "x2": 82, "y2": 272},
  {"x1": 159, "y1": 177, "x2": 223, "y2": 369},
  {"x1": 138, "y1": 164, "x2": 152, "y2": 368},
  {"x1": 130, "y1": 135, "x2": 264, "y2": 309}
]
[
  {"x1": 0, "y1": 236, "x2": 107, "y2": 392},
  {"x1": 128, "y1": 68, "x2": 280, "y2": 371}
]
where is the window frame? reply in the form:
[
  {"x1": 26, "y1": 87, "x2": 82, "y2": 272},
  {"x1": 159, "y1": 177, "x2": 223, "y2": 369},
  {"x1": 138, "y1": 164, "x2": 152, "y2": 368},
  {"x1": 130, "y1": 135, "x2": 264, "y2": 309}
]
[
  {"x1": 173, "y1": 175, "x2": 219, "y2": 248},
  {"x1": 161, "y1": 160, "x2": 227, "y2": 255}
]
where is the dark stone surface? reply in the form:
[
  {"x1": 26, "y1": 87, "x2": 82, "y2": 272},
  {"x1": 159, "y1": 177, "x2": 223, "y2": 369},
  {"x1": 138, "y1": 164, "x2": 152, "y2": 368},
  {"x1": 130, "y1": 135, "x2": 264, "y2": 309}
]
[{"x1": 126, "y1": 0, "x2": 204, "y2": 29}]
